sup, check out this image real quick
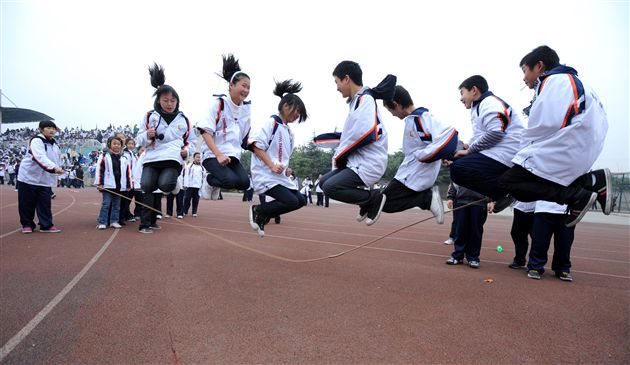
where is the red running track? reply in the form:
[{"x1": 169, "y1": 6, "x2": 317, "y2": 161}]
[{"x1": 0, "y1": 186, "x2": 628, "y2": 364}]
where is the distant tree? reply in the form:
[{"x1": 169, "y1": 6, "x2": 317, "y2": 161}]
[{"x1": 382, "y1": 150, "x2": 404, "y2": 182}]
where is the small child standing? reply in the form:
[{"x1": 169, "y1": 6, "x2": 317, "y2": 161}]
[
  {"x1": 95, "y1": 137, "x2": 130, "y2": 229},
  {"x1": 17, "y1": 121, "x2": 64, "y2": 233},
  {"x1": 445, "y1": 182, "x2": 493, "y2": 268},
  {"x1": 183, "y1": 152, "x2": 204, "y2": 217}
]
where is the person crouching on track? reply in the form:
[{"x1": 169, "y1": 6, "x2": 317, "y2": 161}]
[
  {"x1": 17, "y1": 121, "x2": 65, "y2": 233},
  {"x1": 247, "y1": 80, "x2": 308, "y2": 237},
  {"x1": 95, "y1": 136, "x2": 131, "y2": 229}
]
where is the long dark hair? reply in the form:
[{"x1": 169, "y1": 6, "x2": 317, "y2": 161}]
[
  {"x1": 218, "y1": 54, "x2": 250, "y2": 85},
  {"x1": 149, "y1": 63, "x2": 180, "y2": 114},
  {"x1": 274, "y1": 80, "x2": 308, "y2": 123}
]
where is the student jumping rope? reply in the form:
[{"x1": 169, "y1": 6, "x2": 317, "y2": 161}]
[
  {"x1": 447, "y1": 74, "x2": 524, "y2": 214},
  {"x1": 198, "y1": 54, "x2": 251, "y2": 195},
  {"x1": 368, "y1": 84, "x2": 459, "y2": 226},
  {"x1": 248, "y1": 79, "x2": 308, "y2": 237},
  {"x1": 318, "y1": 60, "x2": 396, "y2": 226},
  {"x1": 17, "y1": 121, "x2": 64, "y2": 233},
  {"x1": 497, "y1": 45, "x2": 611, "y2": 227},
  {"x1": 135, "y1": 63, "x2": 194, "y2": 234}
]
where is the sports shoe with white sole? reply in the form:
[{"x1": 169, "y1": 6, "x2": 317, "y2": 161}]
[
  {"x1": 565, "y1": 191, "x2": 597, "y2": 227},
  {"x1": 430, "y1": 186, "x2": 444, "y2": 224},
  {"x1": 366, "y1": 194, "x2": 387, "y2": 226},
  {"x1": 356, "y1": 206, "x2": 368, "y2": 222},
  {"x1": 589, "y1": 168, "x2": 613, "y2": 215}
]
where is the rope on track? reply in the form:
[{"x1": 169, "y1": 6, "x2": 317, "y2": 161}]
[{"x1": 74, "y1": 178, "x2": 487, "y2": 263}]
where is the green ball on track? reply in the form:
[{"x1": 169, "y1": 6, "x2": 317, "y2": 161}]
[{"x1": 496, "y1": 245, "x2": 503, "y2": 252}]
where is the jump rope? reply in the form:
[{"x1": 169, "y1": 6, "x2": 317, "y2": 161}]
[{"x1": 73, "y1": 175, "x2": 488, "y2": 263}]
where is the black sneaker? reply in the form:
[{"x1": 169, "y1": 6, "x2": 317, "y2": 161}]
[
  {"x1": 565, "y1": 191, "x2": 597, "y2": 227},
  {"x1": 555, "y1": 271, "x2": 573, "y2": 282},
  {"x1": 365, "y1": 194, "x2": 387, "y2": 226},
  {"x1": 249, "y1": 205, "x2": 260, "y2": 231},
  {"x1": 248, "y1": 205, "x2": 265, "y2": 237},
  {"x1": 587, "y1": 168, "x2": 612, "y2": 215},
  {"x1": 492, "y1": 195, "x2": 514, "y2": 213},
  {"x1": 508, "y1": 261, "x2": 526, "y2": 269},
  {"x1": 356, "y1": 206, "x2": 368, "y2": 222}
]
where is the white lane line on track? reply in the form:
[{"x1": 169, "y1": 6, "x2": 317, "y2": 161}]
[
  {"x1": 0, "y1": 192, "x2": 76, "y2": 240},
  {"x1": 0, "y1": 229, "x2": 119, "y2": 361}
]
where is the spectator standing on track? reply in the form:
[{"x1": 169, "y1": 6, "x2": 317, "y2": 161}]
[
  {"x1": 314, "y1": 174, "x2": 324, "y2": 206},
  {"x1": 508, "y1": 201, "x2": 536, "y2": 269},
  {"x1": 119, "y1": 138, "x2": 137, "y2": 224},
  {"x1": 183, "y1": 152, "x2": 204, "y2": 217},
  {"x1": 95, "y1": 136, "x2": 131, "y2": 230},
  {"x1": 445, "y1": 182, "x2": 493, "y2": 269},
  {"x1": 7, "y1": 162, "x2": 16, "y2": 186},
  {"x1": 300, "y1": 176, "x2": 313, "y2": 205},
  {"x1": 526, "y1": 201, "x2": 576, "y2": 281}
]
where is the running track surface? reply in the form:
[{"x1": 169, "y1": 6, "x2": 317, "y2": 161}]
[{"x1": 1, "y1": 187, "x2": 628, "y2": 364}]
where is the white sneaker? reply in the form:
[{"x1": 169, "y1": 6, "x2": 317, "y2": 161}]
[
  {"x1": 156, "y1": 214, "x2": 162, "y2": 220},
  {"x1": 211, "y1": 186, "x2": 221, "y2": 200},
  {"x1": 177, "y1": 215, "x2": 183, "y2": 219},
  {"x1": 200, "y1": 182, "x2": 212, "y2": 200},
  {"x1": 111, "y1": 222, "x2": 122, "y2": 229},
  {"x1": 443, "y1": 237, "x2": 454, "y2": 245},
  {"x1": 171, "y1": 180, "x2": 181, "y2": 196},
  {"x1": 164, "y1": 214, "x2": 171, "y2": 218},
  {"x1": 192, "y1": 214, "x2": 198, "y2": 217},
  {"x1": 430, "y1": 186, "x2": 444, "y2": 224},
  {"x1": 97, "y1": 224, "x2": 106, "y2": 230}
]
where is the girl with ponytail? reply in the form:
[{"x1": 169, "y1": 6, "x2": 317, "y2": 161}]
[
  {"x1": 247, "y1": 80, "x2": 308, "y2": 237},
  {"x1": 135, "y1": 63, "x2": 194, "y2": 234},
  {"x1": 197, "y1": 54, "x2": 252, "y2": 195}
]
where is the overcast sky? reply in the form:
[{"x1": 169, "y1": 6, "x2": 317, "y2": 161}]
[{"x1": 2, "y1": 0, "x2": 628, "y2": 171}]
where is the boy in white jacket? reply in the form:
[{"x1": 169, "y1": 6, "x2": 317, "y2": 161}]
[
  {"x1": 318, "y1": 61, "x2": 395, "y2": 225},
  {"x1": 498, "y1": 45, "x2": 610, "y2": 227},
  {"x1": 449, "y1": 75, "x2": 524, "y2": 214}
]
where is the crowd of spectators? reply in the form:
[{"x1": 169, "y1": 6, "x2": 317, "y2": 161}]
[{"x1": 0, "y1": 124, "x2": 139, "y2": 188}]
